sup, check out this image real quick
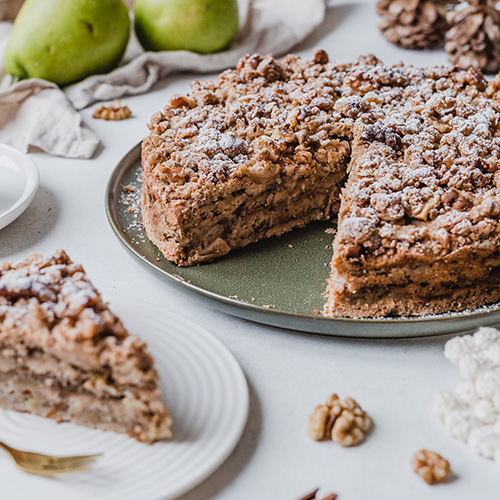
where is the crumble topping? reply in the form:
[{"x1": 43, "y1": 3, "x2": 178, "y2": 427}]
[
  {"x1": 141, "y1": 48, "x2": 500, "y2": 315},
  {"x1": 0, "y1": 251, "x2": 155, "y2": 384},
  {"x1": 143, "y1": 50, "x2": 353, "y2": 196},
  {"x1": 145, "y1": 50, "x2": 500, "y2": 260}
]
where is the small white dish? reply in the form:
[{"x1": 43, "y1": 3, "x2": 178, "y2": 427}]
[
  {"x1": 0, "y1": 144, "x2": 39, "y2": 231},
  {"x1": 0, "y1": 298, "x2": 249, "y2": 500}
]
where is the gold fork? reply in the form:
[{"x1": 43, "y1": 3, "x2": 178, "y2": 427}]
[{"x1": 0, "y1": 441, "x2": 101, "y2": 476}]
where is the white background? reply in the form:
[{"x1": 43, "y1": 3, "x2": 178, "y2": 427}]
[{"x1": 0, "y1": 1, "x2": 499, "y2": 499}]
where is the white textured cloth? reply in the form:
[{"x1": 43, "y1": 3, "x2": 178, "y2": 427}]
[
  {"x1": 434, "y1": 328, "x2": 500, "y2": 465},
  {"x1": 0, "y1": 78, "x2": 100, "y2": 158},
  {"x1": 0, "y1": 0, "x2": 326, "y2": 158}
]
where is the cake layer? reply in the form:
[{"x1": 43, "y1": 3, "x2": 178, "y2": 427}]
[
  {"x1": 142, "y1": 145, "x2": 348, "y2": 265},
  {"x1": 332, "y1": 249, "x2": 500, "y2": 293},
  {"x1": 0, "y1": 371, "x2": 171, "y2": 444},
  {"x1": 324, "y1": 268, "x2": 500, "y2": 318},
  {"x1": 0, "y1": 346, "x2": 158, "y2": 398}
]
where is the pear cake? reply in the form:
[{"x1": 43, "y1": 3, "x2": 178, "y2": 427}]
[
  {"x1": 141, "y1": 50, "x2": 351, "y2": 266},
  {"x1": 0, "y1": 250, "x2": 172, "y2": 444},
  {"x1": 141, "y1": 49, "x2": 500, "y2": 318}
]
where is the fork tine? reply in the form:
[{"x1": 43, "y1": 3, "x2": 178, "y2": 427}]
[
  {"x1": 35, "y1": 460, "x2": 96, "y2": 473},
  {"x1": 41, "y1": 454, "x2": 101, "y2": 469},
  {"x1": 18, "y1": 463, "x2": 92, "y2": 476},
  {"x1": 54, "y1": 457, "x2": 100, "y2": 469},
  {"x1": 43, "y1": 453, "x2": 102, "y2": 464},
  {"x1": 0, "y1": 440, "x2": 102, "y2": 476},
  {"x1": 41, "y1": 463, "x2": 92, "y2": 473}
]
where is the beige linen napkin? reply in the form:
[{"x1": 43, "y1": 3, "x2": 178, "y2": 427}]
[
  {"x1": 0, "y1": 78, "x2": 100, "y2": 158},
  {"x1": 0, "y1": 0, "x2": 326, "y2": 158}
]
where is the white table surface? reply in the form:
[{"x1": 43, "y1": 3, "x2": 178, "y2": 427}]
[{"x1": 1, "y1": 1, "x2": 499, "y2": 499}]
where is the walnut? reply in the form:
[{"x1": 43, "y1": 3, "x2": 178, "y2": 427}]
[
  {"x1": 441, "y1": 189, "x2": 474, "y2": 211},
  {"x1": 294, "y1": 150, "x2": 313, "y2": 164},
  {"x1": 464, "y1": 67, "x2": 488, "y2": 90},
  {"x1": 307, "y1": 393, "x2": 372, "y2": 446},
  {"x1": 307, "y1": 405, "x2": 332, "y2": 441},
  {"x1": 92, "y1": 100, "x2": 132, "y2": 121},
  {"x1": 235, "y1": 53, "x2": 284, "y2": 82},
  {"x1": 312, "y1": 49, "x2": 329, "y2": 65},
  {"x1": 345, "y1": 244, "x2": 363, "y2": 259},
  {"x1": 410, "y1": 195, "x2": 440, "y2": 220},
  {"x1": 169, "y1": 94, "x2": 196, "y2": 109},
  {"x1": 236, "y1": 162, "x2": 280, "y2": 183},
  {"x1": 412, "y1": 449, "x2": 452, "y2": 485},
  {"x1": 256, "y1": 55, "x2": 284, "y2": 82},
  {"x1": 360, "y1": 124, "x2": 402, "y2": 150},
  {"x1": 298, "y1": 489, "x2": 338, "y2": 500}
]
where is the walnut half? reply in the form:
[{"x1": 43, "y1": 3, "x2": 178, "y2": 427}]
[
  {"x1": 412, "y1": 449, "x2": 452, "y2": 485},
  {"x1": 297, "y1": 489, "x2": 337, "y2": 500},
  {"x1": 93, "y1": 100, "x2": 132, "y2": 121},
  {"x1": 307, "y1": 393, "x2": 372, "y2": 446}
]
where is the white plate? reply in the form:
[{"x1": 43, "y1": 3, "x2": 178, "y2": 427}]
[
  {"x1": 0, "y1": 144, "x2": 39, "y2": 230},
  {"x1": 0, "y1": 299, "x2": 249, "y2": 500}
]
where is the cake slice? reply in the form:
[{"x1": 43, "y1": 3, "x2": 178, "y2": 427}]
[
  {"x1": 0, "y1": 250, "x2": 172, "y2": 443},
  {"x1": 141, "y1": 50, "x2": 353, "y2": 266},
  {"x1": 324, "y1": 65, "x2": 500, "y2": 317}
]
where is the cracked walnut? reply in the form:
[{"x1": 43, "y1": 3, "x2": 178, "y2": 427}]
[
  {"x1": 412, "y1": 449, "x2": 452, "y2": 485},
  {"x1": 93, "y1": 100, "x2": 132, "y2": 120},
  {"x1": 307, "y1": 393, "x2": 372, "y2": 446}
]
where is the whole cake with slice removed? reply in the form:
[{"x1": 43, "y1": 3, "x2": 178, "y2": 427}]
[
  {"x1": 141, "y1": 49, "x2": 500, "y2": 318},
  {"x1": 0, "y1": 250, "x2": 172, "y2": 444}
]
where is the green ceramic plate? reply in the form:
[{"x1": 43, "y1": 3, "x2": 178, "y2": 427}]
[{"x1": 105, "y1": 143, "x2": 500, "y2": 338}]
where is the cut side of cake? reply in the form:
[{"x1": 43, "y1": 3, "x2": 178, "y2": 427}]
[
  {"x1": 141, "y1": 49, "x2": 500, "y2": 318},
  {"x1": 325, "y1": 65, "x2": 500, "y2": 317},
  {"x1": 0, "y1": 250, "x2": 172, "y2": 443}
]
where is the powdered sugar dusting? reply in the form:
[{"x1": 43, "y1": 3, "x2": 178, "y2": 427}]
[{"x1": 119, "y1": 167, "x2": 146, "y2": 245}]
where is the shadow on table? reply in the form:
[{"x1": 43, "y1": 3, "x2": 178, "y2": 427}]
[
  {"x1": 0, "y1": 184, "x2": 59, "y2": 258},
  {"x1": 294, "y1": 1, "x2": 362, "y2": 53},
  {"x1": 177, "y1": 377, "x2": 262, "y2": 500},
  {"x1": 282, "y1": 324, "x2": 462, "y2": 347}
]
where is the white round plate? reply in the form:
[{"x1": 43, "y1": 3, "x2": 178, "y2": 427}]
[
  {"x1": 0, "y1": 144, "x2": 39, "y2": 230},
  {"x1": 0, "y1": 299, "x2": 249, "y2": 500}
]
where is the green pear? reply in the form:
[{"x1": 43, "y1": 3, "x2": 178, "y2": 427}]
[
  {"x1": 4, "y1": 0, "x2": 130, "y2": 86},
  {"x1": 134, "y1": 0, "x2": 238, "y2": 54}
]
